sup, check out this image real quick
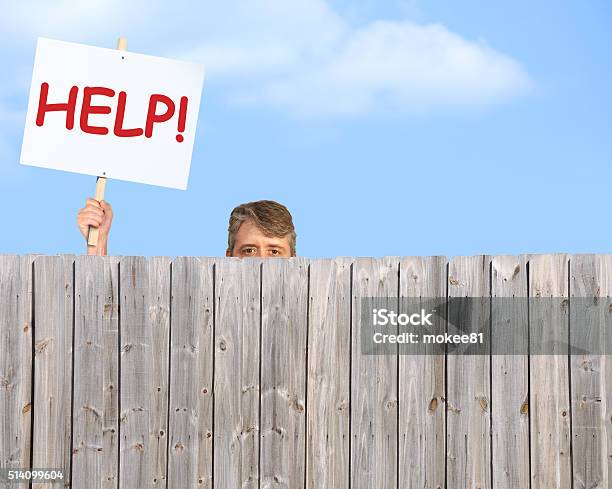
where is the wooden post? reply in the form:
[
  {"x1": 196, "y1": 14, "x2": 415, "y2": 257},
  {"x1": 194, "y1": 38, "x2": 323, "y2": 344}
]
[{"x1": 87, "y1": 36, "x2": 127, "y2": 247}]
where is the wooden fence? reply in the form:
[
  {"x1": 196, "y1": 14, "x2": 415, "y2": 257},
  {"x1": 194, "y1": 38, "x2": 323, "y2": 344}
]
[{"x1": 0, "y1": 254, "x2": 611, "y2": 489}]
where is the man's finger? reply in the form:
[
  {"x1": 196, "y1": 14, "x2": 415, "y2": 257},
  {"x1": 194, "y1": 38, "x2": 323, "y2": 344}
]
[
  {"x1": 80, "y1": 217, "x2": 102, "y2": 228},
  {"x1": 86, "y1": 198, "x2": 102, "y2": 208},
  {"x1": 100, "y1": 200, "x2": 113, "y2": 213},
  {"x1": 79, "y1": 212, "x2": 104, "y2": 223},
  {"x1": 83, "y1": 205, "x2": 104, "y2": 215}
]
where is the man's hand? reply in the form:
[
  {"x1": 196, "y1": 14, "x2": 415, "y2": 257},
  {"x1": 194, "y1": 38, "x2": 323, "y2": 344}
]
[{"x1": 77, "y1": 198, "x2": 113, "y2": 255}]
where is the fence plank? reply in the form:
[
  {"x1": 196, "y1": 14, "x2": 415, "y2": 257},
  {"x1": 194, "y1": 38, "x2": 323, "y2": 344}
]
[
  {"x1": 0, "y1": 255, "x2": 35, "y2": 486},
  {"x1": 306, "y1": 258, "x2": 352, "y2": 489},
  {"x1": 119, "y1": 257, "x2": 171, "y2": 489},
  {"x1": 351, "y1": 257, "x2": 399, "y2": 489},
  {"x1": 604, "y1": 255, "x2": 612, "y2": 484},
  {"x1": 398, "y1": 256, "x2": 446, "y2": 489},
  {"x1": 167, "y1": 257, "x2": 214, "y2": 489},
  {"x1": 32, "y1": 255, "x2": 75, "y2": 489},
  {"x1": 447, "y1": 255, "x2": 491, "y2": 489},
  {"x1": 72, "y1": 256, "x2": 119, "y2": 489},
  {"x1": 570, "y1": 254, "x2": 610, "y2": 488},
  {"x1": 214, "y1": 258, "x2": 261, "y2": 489},
  {"x1": 260, "y1": 258, "x2": 308, "y2": 489},
  {"x1": 529, "y1": 254, "x2": 571, "y2": 489},
  {"x1": 491, "y1": 255, "x2": 529, "y2": 489}
]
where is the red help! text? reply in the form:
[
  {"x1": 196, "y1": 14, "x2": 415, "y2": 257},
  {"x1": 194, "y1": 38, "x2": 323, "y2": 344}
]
[{"x1": 35, "y1": 82, "x2": 189, "y2": 143}]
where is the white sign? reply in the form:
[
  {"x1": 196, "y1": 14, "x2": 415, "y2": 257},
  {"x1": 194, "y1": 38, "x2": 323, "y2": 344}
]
[{"x1": 20, "y1": 38, "x2": 205, "y2": 190}]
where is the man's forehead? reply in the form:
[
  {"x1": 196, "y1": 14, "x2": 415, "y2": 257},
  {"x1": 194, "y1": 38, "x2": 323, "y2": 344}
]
[{"x1": 235, "y1": 220, "x2": 289, "y2": 245}]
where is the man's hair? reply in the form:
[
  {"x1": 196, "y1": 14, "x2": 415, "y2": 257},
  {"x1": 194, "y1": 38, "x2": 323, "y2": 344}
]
[{"x1": 227, "y1": 200, "x2": 297, "y2": 256}]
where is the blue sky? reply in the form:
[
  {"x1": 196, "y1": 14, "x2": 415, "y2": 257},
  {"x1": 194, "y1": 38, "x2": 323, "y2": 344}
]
[{"x1": 0, "y1": 0, "x2": 610, "y2": 258}]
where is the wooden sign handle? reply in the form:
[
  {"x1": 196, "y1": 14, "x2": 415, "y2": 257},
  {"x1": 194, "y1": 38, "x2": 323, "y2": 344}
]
[{"x1": 87, "y1": 37, "x2": 127, "y2": 248}]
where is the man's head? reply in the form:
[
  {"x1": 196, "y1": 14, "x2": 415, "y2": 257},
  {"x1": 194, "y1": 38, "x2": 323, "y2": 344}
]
[{"x1": 227, "y1": 200, "x2": 296, "y2": 258}]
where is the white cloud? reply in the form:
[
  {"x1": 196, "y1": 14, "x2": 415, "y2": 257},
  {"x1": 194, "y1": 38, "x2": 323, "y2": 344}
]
[
  {"x1": 256, "y1": 20, "x2": 532, "y2": 116},
  {"x1": 0, "y1": 0, "x2": 532, "y2": 117}
]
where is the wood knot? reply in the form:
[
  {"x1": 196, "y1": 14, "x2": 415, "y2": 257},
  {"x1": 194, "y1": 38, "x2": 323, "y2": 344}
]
[
  {"x1": 561, "y1": 410, "x2": 567, "y2": 417},
  {"x1": 174, "y1": 443, "x2": 184, "y2": 452},
  {"x1": 289, "y1": 399, "x2": 304, "y2": 412},
  {"x1": 428, "y1": 397, "x2": 438, "y2": 412},
  {"x1": 520, "y1": 401, "x2": 529, "y2": 415},
  {"x1": 134, "y1": 442, "x2": 144, "y2": 452},
  {"x1": 448, "y1": 402, "x2": 461, "y2": 414},
  {"x1": 479, "y1": 397, "x2": 489, "y2": 412},
  {"x1": 449, "y1": 277, "x2": 459, "y2": 286},
  {"x1": 34, "y1": 337, "x2": 53, "y2": 356},
  {"x1": 219, "y1": 340, "x2": 227, "y2": 351},
  {"x1": 22, "y1": 403, "x2": 31, "y2": 414},
  {"x1": 83, "y1": 404, "x2": 102, "y2": 418}
]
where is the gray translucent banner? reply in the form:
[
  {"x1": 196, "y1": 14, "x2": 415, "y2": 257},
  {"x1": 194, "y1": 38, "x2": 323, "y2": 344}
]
[{"x1": 360, "y1": 297, "x2": 612, "y2": 355}]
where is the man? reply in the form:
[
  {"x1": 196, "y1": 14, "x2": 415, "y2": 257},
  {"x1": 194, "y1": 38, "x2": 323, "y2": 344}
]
[{"x1": 77, "y1": 199, "x2": 297, "y2": 257}]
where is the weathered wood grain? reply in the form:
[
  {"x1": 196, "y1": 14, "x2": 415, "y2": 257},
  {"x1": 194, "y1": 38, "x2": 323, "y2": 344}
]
[
  {"x1": 398, "y1": 256, "x2": 446, "y2": 489},
  {"x1": 306, "y1": 258, "x2": 352, "y2": 489},
  {"x1": 260, "y1": 258, "x2": 308, "y2": 489},
  {"x1": 72, "y1": 256, "x2": 119, "y2": 489},
  {"x1": 6, "y1": 253, "x2": 612, "y2": 489},
  {"x1": 569, "y1": 254, "x2": 610, "y2": 489},
  {"x1": 529, "y1": 254, "x2": 571, "y2": 489},
  {"x1": 603, "y1": 255, "x2": 612, "y2": 486},
  {"x1": 351, "y1": 257, "x2": 399, "y2": 489},
  {"x1": 214, "y1": 258, "x2": 261, "y2": 489},
  {"x1": 167, "y1": 257, "x2": 214, "y2": 489},
  {"x1": 447, "y1": 255, "x2": 491, "y2": 489},
  {"x1": 0, "y1": 255, "x2": 35, "y2": 486},
  {"x1": 32, "y1": 255, "x2": 75, "y2": 489},
  {"x1": 119, "y1": 257, "x2": 171, "y2": 489},
  {"x1": 491, "y1": 255, "x2": 529, "y2": 489}
]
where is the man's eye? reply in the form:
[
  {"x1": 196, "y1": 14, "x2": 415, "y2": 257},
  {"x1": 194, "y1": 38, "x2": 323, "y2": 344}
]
[
  {"x1": 270, "y1": 249, "x2": 279, "y2": 255},
  {"x1": 244, "y1": 248, "x2": 256, "y2": 255}
]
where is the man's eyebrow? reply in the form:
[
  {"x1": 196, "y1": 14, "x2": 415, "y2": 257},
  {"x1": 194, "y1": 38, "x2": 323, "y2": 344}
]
[{"x1": 240, "y1": 244, "x2": 258, "y2": 249}]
